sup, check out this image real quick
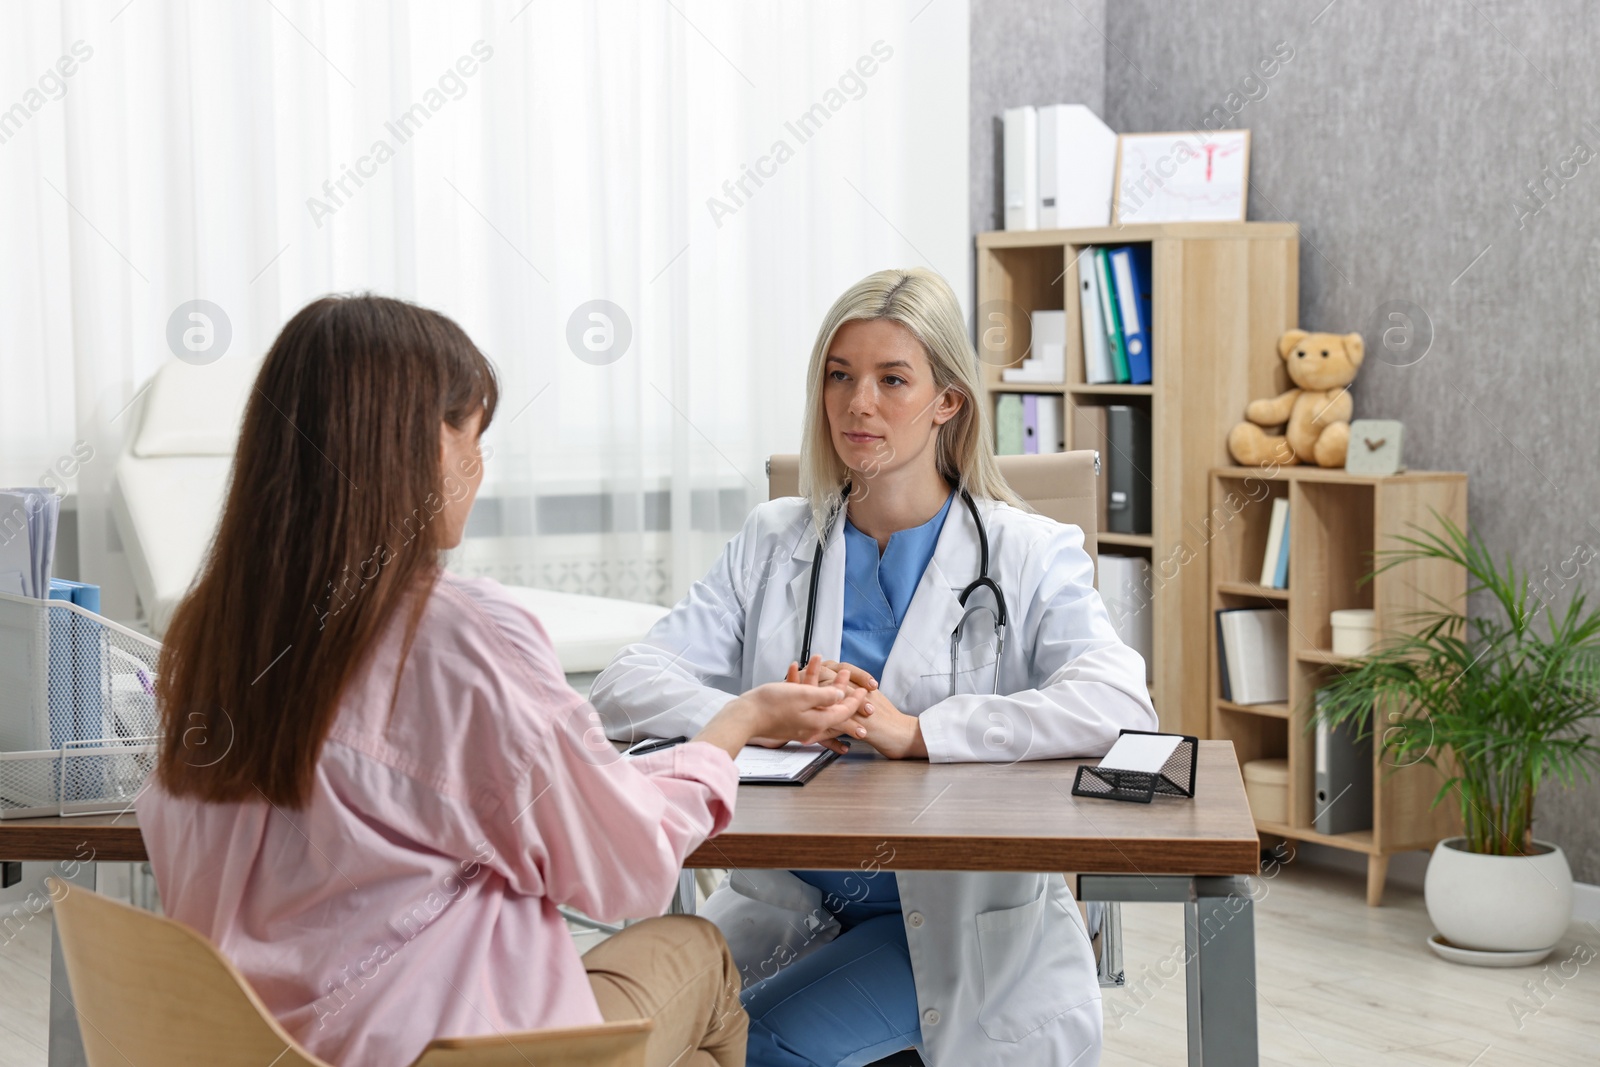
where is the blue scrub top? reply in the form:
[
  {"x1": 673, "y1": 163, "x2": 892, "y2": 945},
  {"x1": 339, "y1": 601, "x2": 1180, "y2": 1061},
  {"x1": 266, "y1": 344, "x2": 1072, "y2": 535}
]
[{"x1": 794, "y1": 487, "x2": 954, "y2": 925}]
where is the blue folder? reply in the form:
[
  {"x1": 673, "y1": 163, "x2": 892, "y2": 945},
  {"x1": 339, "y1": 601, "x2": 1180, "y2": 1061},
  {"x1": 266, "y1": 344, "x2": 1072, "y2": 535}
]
[{"x1": 1108, "y1": 245, "x2": 1154, "y2": 385}]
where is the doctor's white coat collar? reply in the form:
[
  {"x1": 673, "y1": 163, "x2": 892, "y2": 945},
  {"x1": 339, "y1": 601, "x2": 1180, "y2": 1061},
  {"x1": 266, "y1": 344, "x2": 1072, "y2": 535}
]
[{"x1": 776, "y1": 491, "x2": 1001, "y2": 709}]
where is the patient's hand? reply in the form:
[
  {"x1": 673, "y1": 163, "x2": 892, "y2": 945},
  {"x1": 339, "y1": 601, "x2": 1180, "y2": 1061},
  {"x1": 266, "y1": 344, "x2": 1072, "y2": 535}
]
[{"x1": 698, "y1": 669, "x2": 868, "y2": 760}]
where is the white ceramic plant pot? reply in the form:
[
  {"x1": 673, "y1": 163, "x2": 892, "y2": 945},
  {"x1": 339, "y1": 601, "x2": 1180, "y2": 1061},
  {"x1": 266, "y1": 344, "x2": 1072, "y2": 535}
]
[{"x1": 1424, "y1": 837, "x2": 1573, "y2": 954}]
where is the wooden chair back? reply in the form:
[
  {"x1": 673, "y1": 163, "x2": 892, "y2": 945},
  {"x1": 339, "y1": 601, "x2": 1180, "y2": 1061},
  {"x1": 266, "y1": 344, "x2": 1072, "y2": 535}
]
[{"x1": 48, "y1": 879, "x2": 651, "y2": 1067}]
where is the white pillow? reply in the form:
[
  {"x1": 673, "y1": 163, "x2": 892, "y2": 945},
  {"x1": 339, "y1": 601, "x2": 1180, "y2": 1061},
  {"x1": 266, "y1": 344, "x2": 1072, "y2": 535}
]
[{"x1": 130, "y1": 356, "x2": 261, "y2": 457}]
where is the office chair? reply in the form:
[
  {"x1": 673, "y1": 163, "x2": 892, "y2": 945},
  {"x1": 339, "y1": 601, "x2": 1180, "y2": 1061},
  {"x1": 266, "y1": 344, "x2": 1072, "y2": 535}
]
[{"x1": 49, "y1": 879, "x2": 652, "y2": 1067}]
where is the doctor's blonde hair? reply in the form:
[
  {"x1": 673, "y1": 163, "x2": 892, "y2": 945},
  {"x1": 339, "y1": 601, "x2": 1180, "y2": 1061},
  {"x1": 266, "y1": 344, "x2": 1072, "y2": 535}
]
[{"x1": 798, "y1": 267, "x2": 1030, "y2": 538}]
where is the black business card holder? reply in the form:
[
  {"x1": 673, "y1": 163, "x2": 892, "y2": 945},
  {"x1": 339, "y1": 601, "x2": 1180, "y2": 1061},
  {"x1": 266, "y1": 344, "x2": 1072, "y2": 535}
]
[{"x1": 1070, "y1": 729, "x2": 1198, "y2": 803}]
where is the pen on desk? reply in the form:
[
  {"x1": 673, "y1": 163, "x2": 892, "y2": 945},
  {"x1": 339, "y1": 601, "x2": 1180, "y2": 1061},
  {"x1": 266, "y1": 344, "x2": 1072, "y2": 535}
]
[{"x1": 624, "y1": 735, "x2": 688, "y2": 757}]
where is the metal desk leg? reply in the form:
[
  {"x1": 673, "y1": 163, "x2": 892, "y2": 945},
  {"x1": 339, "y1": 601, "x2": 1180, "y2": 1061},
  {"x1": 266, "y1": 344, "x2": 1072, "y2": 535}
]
[
  {"x1": 1077, "y1": 874, "x2": 1260, "y2": 1067},
  {"x1": 49, "y1": 862, "x2": 96, "y2": 1067},
  {"x1": 1185, "y1": 878, "x2": 1258, "y2": 1066},
  {"x1": 672, "y1": 869, "x2": 697, "y2": 915}
]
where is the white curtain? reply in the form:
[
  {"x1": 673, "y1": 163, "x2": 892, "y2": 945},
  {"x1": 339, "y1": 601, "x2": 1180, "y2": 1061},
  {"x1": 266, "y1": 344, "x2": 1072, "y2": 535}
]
[{"x1": 0, "y1": 0, "x2": 969, "y2": 620}]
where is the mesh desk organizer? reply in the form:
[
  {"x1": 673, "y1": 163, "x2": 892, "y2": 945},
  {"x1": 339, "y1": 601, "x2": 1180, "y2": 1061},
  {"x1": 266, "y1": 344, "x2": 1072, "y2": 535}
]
[
  {"x1": 0, "y1": 591, "x2": 160, "y2": 818},
  {"x1": 1071, "y1": 729, "x2": 1198, "y2": 804}
]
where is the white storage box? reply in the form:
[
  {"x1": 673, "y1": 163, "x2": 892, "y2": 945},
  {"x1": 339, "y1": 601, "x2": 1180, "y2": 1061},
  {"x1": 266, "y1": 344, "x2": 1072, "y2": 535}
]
[
  {"x1": 0, "y1": 591, "x2": 160, "y2": 818},
  {"x1": 1330, "y1": 608, "x2": 1376, "y2": 657}
]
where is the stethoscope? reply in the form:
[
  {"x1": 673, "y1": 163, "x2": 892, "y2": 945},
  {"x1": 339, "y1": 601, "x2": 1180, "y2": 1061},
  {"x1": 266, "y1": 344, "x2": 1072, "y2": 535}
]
[{"x1": 800, "y1": 478, "x2": 1009, "y2": 697}]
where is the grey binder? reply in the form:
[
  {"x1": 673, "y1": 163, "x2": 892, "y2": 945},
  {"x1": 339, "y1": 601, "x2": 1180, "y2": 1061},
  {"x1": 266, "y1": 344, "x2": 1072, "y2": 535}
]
[
  {"x1": 1314, "y1": 689, "x2": 1374, "y2": 834},
  {"x1": 1105, "y1": 405, "x2": 1151, "y2": 535}
]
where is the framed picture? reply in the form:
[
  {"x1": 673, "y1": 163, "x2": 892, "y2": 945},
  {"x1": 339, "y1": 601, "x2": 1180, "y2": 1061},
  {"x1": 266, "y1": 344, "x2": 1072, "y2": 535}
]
[{"x1": 1112, "y1": 130, "x2": 1251, "y2": 225}]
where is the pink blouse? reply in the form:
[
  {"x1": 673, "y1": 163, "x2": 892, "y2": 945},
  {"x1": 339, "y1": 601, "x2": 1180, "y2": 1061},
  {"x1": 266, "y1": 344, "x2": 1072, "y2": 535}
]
[{"x1": 135, "y1": 572, "x2": 739, "y2": 1067}]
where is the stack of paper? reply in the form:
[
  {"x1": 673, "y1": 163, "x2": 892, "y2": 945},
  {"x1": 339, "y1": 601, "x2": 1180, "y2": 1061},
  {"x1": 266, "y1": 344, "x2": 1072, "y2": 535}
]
[{"x1": 0, "y1": 489, "x2": 60, "y2": 597}]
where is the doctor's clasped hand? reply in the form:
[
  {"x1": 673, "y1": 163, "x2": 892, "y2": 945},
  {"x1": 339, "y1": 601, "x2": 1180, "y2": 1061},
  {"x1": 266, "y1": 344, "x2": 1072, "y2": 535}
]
[{"x1": 784, "y1": 654, "x2": 928, "y2": 759}]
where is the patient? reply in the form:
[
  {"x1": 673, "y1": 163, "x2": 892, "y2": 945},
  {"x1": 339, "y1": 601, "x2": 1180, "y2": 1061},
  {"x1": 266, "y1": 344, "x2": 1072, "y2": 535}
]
[{"x1": 135, "y1": 294, "x2": 866, "y2": 1067}]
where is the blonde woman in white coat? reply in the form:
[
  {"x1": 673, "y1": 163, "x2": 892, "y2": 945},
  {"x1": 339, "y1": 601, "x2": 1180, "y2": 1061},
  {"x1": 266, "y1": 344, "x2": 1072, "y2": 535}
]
[{"x1": 591, "y1": 267, "x2": 1157, "y2": 1067}]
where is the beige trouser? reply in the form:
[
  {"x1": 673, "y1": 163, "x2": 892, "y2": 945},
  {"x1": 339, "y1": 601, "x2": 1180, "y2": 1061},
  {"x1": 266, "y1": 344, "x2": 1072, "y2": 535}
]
[{"x1": 584, "y1": 914, "x2": 748, "y2": 1067}]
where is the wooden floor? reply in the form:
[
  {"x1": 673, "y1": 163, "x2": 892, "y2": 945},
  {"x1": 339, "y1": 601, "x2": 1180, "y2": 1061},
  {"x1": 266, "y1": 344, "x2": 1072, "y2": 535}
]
[{"x1": 1, "y1": 862, "x2": 1595, "y2": 1066}]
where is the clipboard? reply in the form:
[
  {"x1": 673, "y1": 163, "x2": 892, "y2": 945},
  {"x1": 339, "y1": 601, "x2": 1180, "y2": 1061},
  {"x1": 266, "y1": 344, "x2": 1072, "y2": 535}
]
[
  {"x1": 1071, "y1": 729, "x2": 1197, "y2": 803},
  {"x1": 734, "y1": 744, "x2": 839, "y2": 785}
]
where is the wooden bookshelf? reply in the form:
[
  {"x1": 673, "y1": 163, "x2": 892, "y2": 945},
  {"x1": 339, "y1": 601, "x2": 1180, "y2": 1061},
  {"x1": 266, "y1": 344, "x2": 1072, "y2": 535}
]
[
  {"x1": 975, "y1": 222, "x2": 1299, "y2": 735},
  {"x1": 1207, "y1": 465, "x2": 1468, "y2": 905}
]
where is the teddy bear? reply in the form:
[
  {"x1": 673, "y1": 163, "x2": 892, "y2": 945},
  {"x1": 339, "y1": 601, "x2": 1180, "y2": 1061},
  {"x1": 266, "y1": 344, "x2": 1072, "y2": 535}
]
[{"x1": 1227, "y1": 329, "x2": 1365, "y2": 468}]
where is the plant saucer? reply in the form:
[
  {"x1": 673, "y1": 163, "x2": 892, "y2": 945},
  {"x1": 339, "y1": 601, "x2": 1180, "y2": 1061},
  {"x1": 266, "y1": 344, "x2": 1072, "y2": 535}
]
[{"x1": 1427, "y1": 933, "x2": 1554, "y2": 968}]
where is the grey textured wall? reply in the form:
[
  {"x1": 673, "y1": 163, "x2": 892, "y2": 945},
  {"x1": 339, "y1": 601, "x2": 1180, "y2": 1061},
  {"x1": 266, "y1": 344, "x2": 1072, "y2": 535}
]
[
  {"x1": 1102, "y1": 0, "x2": 1600, "y2": 883},
  {"x1": 971, "y1": 0, "x2": 1600, "y2": 880},
  {"x1": 968, "y1": 0, "x2": 1105, "y2": 236}
]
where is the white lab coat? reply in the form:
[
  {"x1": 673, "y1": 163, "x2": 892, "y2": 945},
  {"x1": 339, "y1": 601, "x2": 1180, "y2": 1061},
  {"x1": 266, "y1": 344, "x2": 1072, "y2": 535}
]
[{"x1": 589, "y1": 494, "x2": 1157, "y2": 1067}]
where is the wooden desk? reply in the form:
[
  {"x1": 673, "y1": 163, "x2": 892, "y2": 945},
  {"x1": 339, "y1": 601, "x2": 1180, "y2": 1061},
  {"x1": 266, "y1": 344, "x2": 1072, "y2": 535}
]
[
  {"x1": 4, "y1": 742, "x2": 1264, "y2": 1067},
  {"x1": 1, "y1": 743, "x2": 1258, "y2": 871},
  {"x1": 0, "y1": 812, "x2": 144, "y2": 863},
  {"x1": 685, "y1": 741, "x2": 1258, "y2": 874}
]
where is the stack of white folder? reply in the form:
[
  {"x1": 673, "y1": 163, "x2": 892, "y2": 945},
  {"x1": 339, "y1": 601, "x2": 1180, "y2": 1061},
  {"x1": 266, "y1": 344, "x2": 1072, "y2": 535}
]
[{"x1": 1003, "y1": 104, "x2": 1118, "y2": 231}]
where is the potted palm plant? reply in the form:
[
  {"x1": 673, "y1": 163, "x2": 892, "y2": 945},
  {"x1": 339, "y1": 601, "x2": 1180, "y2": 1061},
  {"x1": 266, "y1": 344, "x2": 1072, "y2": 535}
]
[{"x1": 1315, "y1": 513, "x2": 1600, "y2": 964}]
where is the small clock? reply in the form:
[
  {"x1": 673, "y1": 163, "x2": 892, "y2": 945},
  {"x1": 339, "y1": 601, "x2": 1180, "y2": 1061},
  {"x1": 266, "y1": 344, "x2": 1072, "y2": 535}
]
[{"x1": 1345, "y1": 419, "x2": 1404, "y2": 476}]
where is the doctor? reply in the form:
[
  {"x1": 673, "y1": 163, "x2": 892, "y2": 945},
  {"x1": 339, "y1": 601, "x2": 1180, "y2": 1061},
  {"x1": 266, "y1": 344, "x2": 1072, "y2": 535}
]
[{"x1": 591, "y1": 267, "x2": 1157, "y2": 1067}]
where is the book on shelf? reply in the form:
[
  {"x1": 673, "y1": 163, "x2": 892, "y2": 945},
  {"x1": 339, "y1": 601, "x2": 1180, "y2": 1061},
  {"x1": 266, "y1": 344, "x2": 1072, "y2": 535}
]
[
  {"x1": 1216, "y1": 607, "x2": 1288, "y2": 705},
  {"x1": 1105, "y1": 405, "x2": 1151, "y2": 535},
  {"x1": 1258, "y1": 497, "x2": 1290, "y2": 588},
  {"x1": 1100, "y1": 554, "x2": 1153, "y2": 682}
]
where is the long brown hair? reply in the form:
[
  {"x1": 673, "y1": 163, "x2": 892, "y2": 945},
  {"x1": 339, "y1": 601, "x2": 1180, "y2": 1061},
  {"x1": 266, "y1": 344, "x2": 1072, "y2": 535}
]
[{"x1": 155, "y1": 294, "x2": 498, "y2": 806}]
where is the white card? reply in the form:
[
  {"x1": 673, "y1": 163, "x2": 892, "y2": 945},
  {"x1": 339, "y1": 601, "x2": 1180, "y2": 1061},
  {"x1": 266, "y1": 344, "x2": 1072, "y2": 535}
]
[{"x1": 1098, "y1": 733, "x2": 1181, "y2": 775}]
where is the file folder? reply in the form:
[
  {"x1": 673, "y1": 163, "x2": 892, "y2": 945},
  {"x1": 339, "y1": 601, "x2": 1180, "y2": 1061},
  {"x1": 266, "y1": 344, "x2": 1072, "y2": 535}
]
[
  {"x1": 1315, "y1": 690, "x2": 1374, "y2": 834},
  {"x1": 1105, "y1": 405, "x2": 1151, "y2": 534},
  {"x1": 1078, "y1": 249, "x2": 1115, "y2": 384},
  {"x1": 1003, "y1": 106, "x2": 1039, "y2": 230},
  {"x1": 1094, "y1": 249, "x2": 1129, "y2": 383},
  {"x1": 1108, "y1": 245, "x2": 1153, "y2": 384}
]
